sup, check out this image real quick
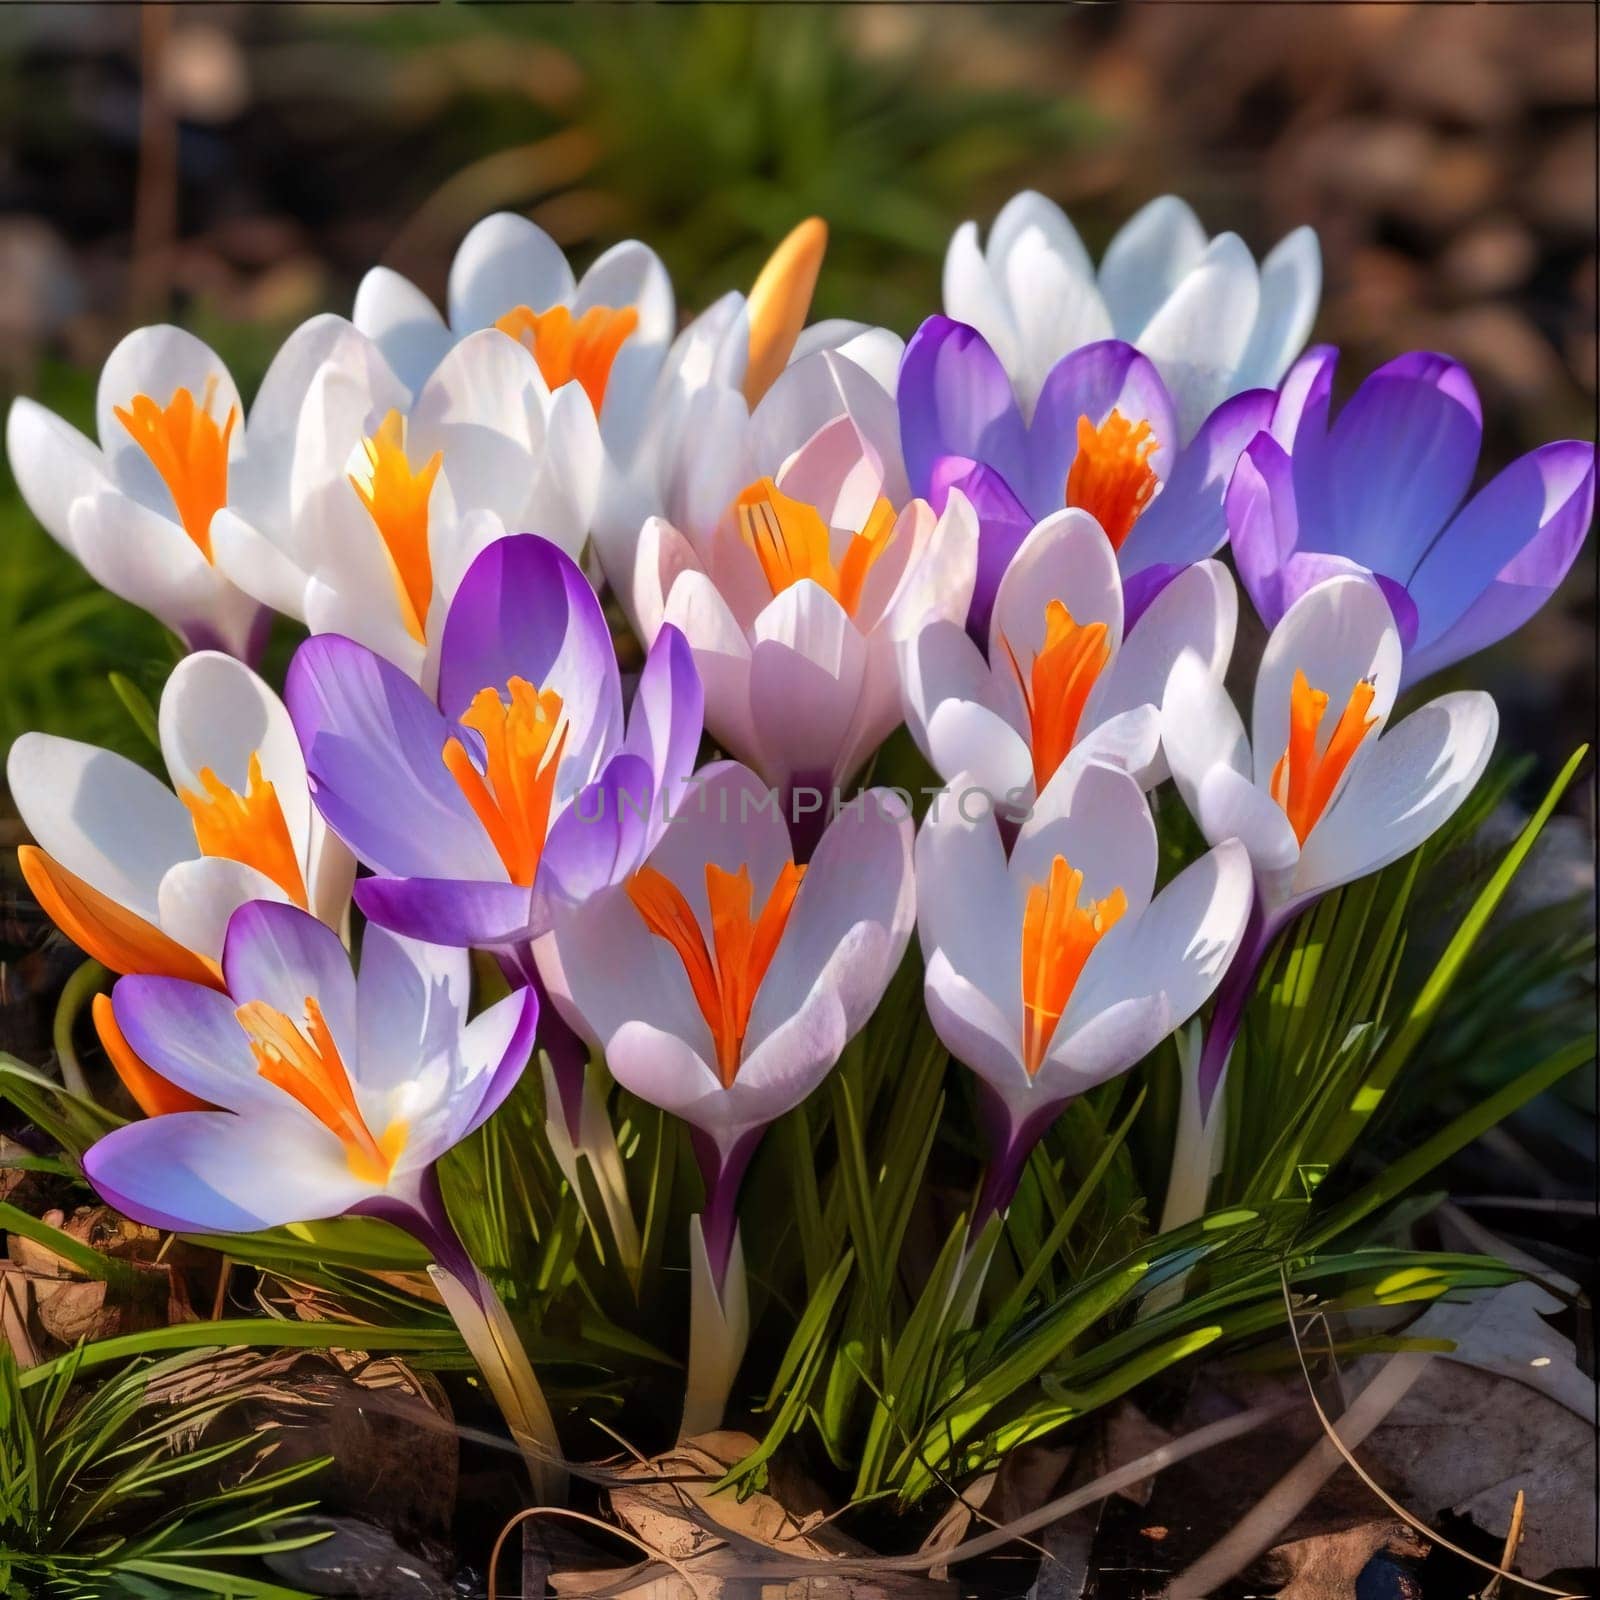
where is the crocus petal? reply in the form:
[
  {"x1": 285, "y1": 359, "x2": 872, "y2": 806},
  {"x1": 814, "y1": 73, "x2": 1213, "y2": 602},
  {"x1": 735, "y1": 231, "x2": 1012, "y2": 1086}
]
[
  {"x1": 210, "y1": 508, "x2": 312, "y2": 620},
  {"x1": 441, "y1": 986, "x2": 539, "y2": 1144},
  {"x1": 1251, "y1": 575, "x2": 1402, "y2": 792},
  {"x1": 1098, "y1": 195, "x2": 1209, "y2": 341},
  {"x1": 1226, "y1": 431, "x2": 1301, "y2": 628},
  {"x1": 447, "y1": 212, "x2": 575, "y2": 333},
  {"x1": 942, "y1": 220, "x2": 1020, "y2": 377},
  {"x1": 925, "y1": 699, "x2": 1034, "y2": 805},
  {"x1": 539, "y1": 751, "x2": 658, "y2": 908},
  {"x1": 930, "y1": 458, "x2": 1035, "y2": 643},
  {"x1": 989, "y1": 509, "x2": 1123, "y2": 672},
  {"x1": 352, "y1": 266, "x2": 453, "y2": 396},
  {"x1": 156, "y1": 856, "x2": 293, "y2": 964},
  {"x1": 1404, "y1": 441, "x2": 1597, "y2": 684},
  {"x1": 1233, "y1": 227, "x2": 1321, "y2": 392},
  {"x1": 1120, "y1": 385, "x2": 1276, "y2": 576},
  {"x1": 287, "y1": 634, "x2": 504, "y2": 881},
  {"x1": 110, "y1": 975, "x2": 275, "y2": 1114},
  {"x1": 923, "y1": 948, "x2": 1028, "y2": 1097},
  {"x1": 93, "y1": 991, "x2": 209, "y2": 1117},
  {"x1": 1269, "y1": 343, "x2": 1338, "y2": 452},
  {"x1": 354, "y1": 875, "x2": 538, "y2": 948},
  {"x1": 1001, "y1": 229, "x2": 1114, "y2": 414},
  {"x1": 1036, "y1": 994, "x2": 1173, "y2": 1101},
  {"x1": 1161, "y1": 649, "x2": 1251, "y2": 816},
  {"x1": 221, "y1": 900, "x2": 359, "y2": 1065},
  {"x1": 85, "y1": 1110, "x2": 371, "y2": 1235},
  {"x1": 898, "y1": 317, "x2": 1028, "y2": 502},
  {"x1": 620, "y1": 623, "x2": 705, "y2": 824},
  {"x1": 898, "y1": 617, "x2": 994, "y2": 770},
  {"x1": 6, "y1": 397, "x2": 110, "y2": 551},
  {"x1": 1294, "y1": 692, "x2": 1498, "y2": 900},
  {"x1": 354, "y1": 924, "x2": 471, "y2": 1094},
  {"x1": 1195, "y1": 763, "x2": 1301, "y2": 877},
  {"x1": 1308, "y1": 353, "x2": 1484, "y2": 576},
  {"x1": 661, "y1": 569, "x2": 760, "y2": 765}
]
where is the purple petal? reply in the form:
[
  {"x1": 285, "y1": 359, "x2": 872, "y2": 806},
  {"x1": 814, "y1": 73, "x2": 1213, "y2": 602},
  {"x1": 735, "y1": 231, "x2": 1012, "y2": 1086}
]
[
  {"x1": 458, "y1": 985, "x2": 539, "y2": 1139},
  {"x1": 898, "y1": 317, "x2": 1028, "y2": 502},
  {"x1": 1269, "y1": 343, "x2": 1338, "y2": 451},
  {"x1": 437, "y1": 535, "x2": 623, "y2": 778},
  {"x1": 539, "y1": 751, "x2": 659, "y2": 906},
  {"x1": 287, "y1": 634, "x2": 503, "y2": 881},
  {"x1": 354, "y1": 874, "x2": 538, "y2": 947},
  {"x1": 1404, "y1": 440, "x2": 1596, "y2": 684},
  {"x1": 930, "y1": 457, "x2": 1036, "y2": 644},
  {"x1": 1303, "y1": 352, "x2": 1484, "y2": 574},
  {"x1": 1121, "y1": 386, "x2": 1276, "y2": 577},
  {"x1": 1026, "y1": 340, "x2": 1177, "y2": 513},
  {"x1": 222, "y1": 900, "x2": 358, "y2": 1063},
  {"x1": 1121, "y1": 562, "x2": 1185, "y2": 632},
  {"x1": 1226, "y1": 431, "x2": 1300, "y2": 628},
  {"x1": 110, "y1": 975, "x2": 264, "y2": 1112},
  {"x1": 619, "y1": 622, "x2": 705, "y2": 852}
]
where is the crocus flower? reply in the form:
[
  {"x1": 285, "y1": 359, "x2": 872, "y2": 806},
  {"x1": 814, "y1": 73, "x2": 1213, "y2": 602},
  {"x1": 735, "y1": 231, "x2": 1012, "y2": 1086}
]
[
  {"x1": 8, "y1": 651, "x2": 355, "y2": 1116},
  {"x1": 942, "y1": 190, "x2": 1319, "y2": 435},
  {"x1": 79, "y1": 897, "x2": 562, "y2": 1496},
  {"x1": 917, "y1": 760, "x2": 1252, "y2": 1224},
  {"x1": 351, "y1": 212, "x2": 675, "y2": 465},
  {"x1": 287, "y1": 533, "x2": 702, "y2": 1246},
  {"x1": 899, "y1": 507, "x2": 1236, "y2": 808},
  {"x1": 5, "y1": 323, "x2": 318, "y2": 659},
  {"x1": 1161, "y1": 574, "x2": 1498, "y2": 1136},
  {"x1": 630, "y1": 349, "x2": 976, "y2": 843},
  {"x1": 593, "y1": 218, "x2": 901, "y2": 603},
  {"x1": 899, "y1": 317, "x2": 1275, "y2": 639},
  {"x1": 540, "y1": 760, "x2": 914, "y2": 1433},
  {"x1": 1228, "y1": 347, "x2": 1597, "y2": 687},
  {"x1": 213, "y1": 318, "x2": 597, "y2": 689}
]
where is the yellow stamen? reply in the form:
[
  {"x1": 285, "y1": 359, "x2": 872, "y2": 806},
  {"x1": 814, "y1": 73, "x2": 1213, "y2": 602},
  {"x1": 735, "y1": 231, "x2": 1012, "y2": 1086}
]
[
  {"x1": 1000, "y1": 600, "x2": 1113, "y2": 793},
  {"x1": 743, "y1": 217, "x2": 828, "y2": 407},
  {"x1": 626, "y1": 860, "x2": 806, "y2": 1088},
  {"x1": 237, "y1": 995, "x2": 406, "y2": 1184},
  {"x1": 735, "y1": 477, "x2": 897, "y2": 617},
  {"x1": 349, "y1": 410, "x2": 442, "y2": 646},
  {"x1": 1270, "y1": 671, "x2": 1379, "y2": 845},
  {"x1": 93, "y1": 992, "x2": 211, "y2": 1118},
  {"x1": 1065, "y1": 409, "x2": 1159, "y2": 550},
  {"x1": 441, "y1": 678, "x2": 567, "y2": 887},
  {"x1": 18, "y1": 846, "x2": 221, "y2": 986},
  {"x1": 112, "y1": 379, "x2": 237, "y2": 560},
  {"x1": 1021, "y1": 855, "x2": 1127, "y2": 1078},
  {"x1": 494, "y1": 303, "x2": 639, "y2": 412},
  {"x1": 178, "y1": 752, "x2": 307, "y2": 908}
]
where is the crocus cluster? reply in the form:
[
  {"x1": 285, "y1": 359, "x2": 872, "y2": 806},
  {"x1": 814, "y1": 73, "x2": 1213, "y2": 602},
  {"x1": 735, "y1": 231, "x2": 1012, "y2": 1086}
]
[{"x1": 6, "y1": 191, "x2": 1590, "y2": 1476}]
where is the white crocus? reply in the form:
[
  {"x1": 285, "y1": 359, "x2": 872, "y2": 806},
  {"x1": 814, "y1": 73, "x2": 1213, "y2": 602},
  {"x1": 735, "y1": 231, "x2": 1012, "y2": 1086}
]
[
  {"x1": 944, "y1": 190, "x2": 1321, "y2": 437},
  {"x1": 8, "y1": 650, "x2": 355, "y2": 994},
  {"x1": 212, "y1": 318, "x2": 594, "y2": 688},
  {"x1": 899, "y1": 508, "x2": 1235, "y2": 810},
  {"x1": 917, "y1": 759, "x2": 1253, "y2": 1225}
]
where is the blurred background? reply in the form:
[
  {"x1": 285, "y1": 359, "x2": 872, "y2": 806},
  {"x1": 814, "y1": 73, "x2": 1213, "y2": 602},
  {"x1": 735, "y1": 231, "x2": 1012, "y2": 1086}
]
[{"x1": 0, "y1": 0, "x2": 1593, "y2": 778}]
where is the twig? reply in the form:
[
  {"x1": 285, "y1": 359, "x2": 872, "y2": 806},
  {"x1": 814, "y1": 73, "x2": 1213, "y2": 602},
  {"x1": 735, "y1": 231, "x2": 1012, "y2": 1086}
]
[{"x1": 1480, "y1": 1490, "x2": 1527, "y2": 1600}]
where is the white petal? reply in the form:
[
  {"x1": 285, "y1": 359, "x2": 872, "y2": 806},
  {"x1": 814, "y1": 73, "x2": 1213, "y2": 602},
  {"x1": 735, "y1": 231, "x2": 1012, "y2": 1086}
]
[
  {"x1": 1003, "y1": 230, "x2": 1114, "y2": 413},
  {"x1": 7, "y1": 733, "x2": 192, "y2": 920},
  {"x1": 1252, "y1": 575, "x2": 1402, "y2": 792},
  {"x1": 662, "y1": 569, "x2": 758, "y2": 765},
  {"x1": 1295, "y1": 691, "x2": 1498, "y2": 898},
  {"x1": 1195, "y1": 763, "x2": 1300, "y2": 877},
  {"x1": 210, "y1": 508, "x2": 312, "y2": 619},
  {"x1": 6, "y1": 397, "x2": 110, "y2": 552},
  {"x1": 447, "y1": 213, "x2": 575, "y2": 333},
  {"x1": 1098, "y1": 195, "x2": 1209, "y2": 339},
  {"x1": 990, "y1": 509, "x2": 1123, "y2": 670},
  {"x1": 1161, "y1": 648, "x2": 1251, "y2": 820},
  {"x1": 1234, "y1": 227, "x2": 1321, "y2": 392},
  {"x1": 897, "y1": 616, "x2": 993, "y2": 769},
  {"x1": 943, "y1": 219, "x2": 1019, "y2": 372},
  {"x1": 988, "y1": 190, "x2": 1096, "y2": 285},
  {"x1": 156, "y1": 856, "x2": 291, "y2": 963},
  {"x1": 924, "y1": 948, "x2": 1031, "y2": 1105},
  {"x1": 925, "y1": 698, "x2": 1034, "y2": 803},
  {"x1": 352, "y1": 267, "x2": 453, "y2": 396},
  {"x1": 354, "y1": 924, "x2": 471, "y2": 1100},
  {"x1": 880, "y1": 490, "x2": 978, "y2": 642}
]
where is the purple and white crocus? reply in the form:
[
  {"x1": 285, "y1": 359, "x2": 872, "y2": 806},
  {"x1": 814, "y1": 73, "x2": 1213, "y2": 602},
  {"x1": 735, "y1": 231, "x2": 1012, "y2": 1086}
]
[
  {"x1": 540, "y1": 760, "x2": 914, "y2": 1435},
  {"x1": 286, "y1": 533, "x2": 704, "y2": 1258},
  {"x1": 1160, "y1": 575, "x2": 1499, "y2": 1223},
  {"x1": 79, "y1": 898, "x2": 563, "y2": 1496},
  {"x1": 1228, "y1": 347, "x2": 1596, "y2": 687},
  {"x1": 897, "y1": 316, "x2": 1275, "y2": 641}
]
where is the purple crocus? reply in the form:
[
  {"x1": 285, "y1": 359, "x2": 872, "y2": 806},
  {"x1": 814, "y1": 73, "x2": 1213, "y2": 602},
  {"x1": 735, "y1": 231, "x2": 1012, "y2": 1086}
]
[
  {"x1": 286, "y1": 533, "x2": 703, "y2": 1204},
  {"x1": 1228, "y1": 347, "x2": 1596, "y2": 687},
  {"x1": 897, "y1": 315, "x2": 1276, "y2": 640}
]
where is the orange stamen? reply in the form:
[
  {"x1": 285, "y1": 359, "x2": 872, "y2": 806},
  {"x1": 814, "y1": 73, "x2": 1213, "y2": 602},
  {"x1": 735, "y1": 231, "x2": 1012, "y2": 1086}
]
[
  {"x1": 178, "y1": 752, "x2": 307, "y2": 908},
  {"x1": 1269, "y1": 671, "x2": 1379, "y2": 845},
  {"x1": 93, "y1": 992, "x2": 211, "y2": 1118},
  {"x1": 494, "y1": 303, "x2": 639, "y2": 412},
  {"x1": 1020, "y1": 855, "x2": 1126, "y2": 1077},
  {"x1": 237, "y1": 995, "x2": 406, "y2": 1184},
  {"x1": 1000, "y1": 600, "x2": 1113, "y2": 792},
  {"x1": 112, "y1": 379, "x2": 237, "y2": 559},
  {"x1": 735, "y1": 477, "x2": 897, "y2": 617},
  {"x1": 626, "y1": 860, "x2": 807, "y2": 1088},
  {"x1": 349, "y1": 410, "x2": 442, "y2": 645},
  {"x1": 441, "y1": 678, "x2": 567, "y2": 887},
  {"x1": 18, "y1": 846, "x2": 221, "y2": 987},
  {"x1": 1065, "y1": 409, "x2": 1159, "y2": 550}
]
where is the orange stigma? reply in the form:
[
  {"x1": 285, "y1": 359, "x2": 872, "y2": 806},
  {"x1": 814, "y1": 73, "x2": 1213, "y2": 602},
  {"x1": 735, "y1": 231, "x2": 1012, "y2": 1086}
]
[
  {"x1": 1065, "y1": 409, "x2": 1159, "y2": 550},
  {"x1": 627, "y1": 859, "x2": 807, "y2": 1088},
  {"x1": 441, "y1": 678, "x2": 567, "y2": 887},
  {"x1": 1000, "y1": 600, "x2": 1112, "y2": 792},
  {"x1": 1021, "y1": 856, "x2": 1126, "y2": 1078},
  {"x1": 735, "y1": 477, "x2": 898, "y2": 617},
  {"x1": 237, "y1": 995, "x2": 406, "y2": 1184},
  {"x1": 1270, "y1": 671, "x2": 1379, "y2": 845},
  {"x1": 179, "y1": 752, "x2": 308, "y2": 908},
  {"x1": 350, "y1": 410, "x2": 442, "y2": 645},
  {"x1": 494, "y1": 303, "x2": 639, "y2": 412},
  {"x1": 113, "y1": 379, "x2": 237, "y2": 559}
]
